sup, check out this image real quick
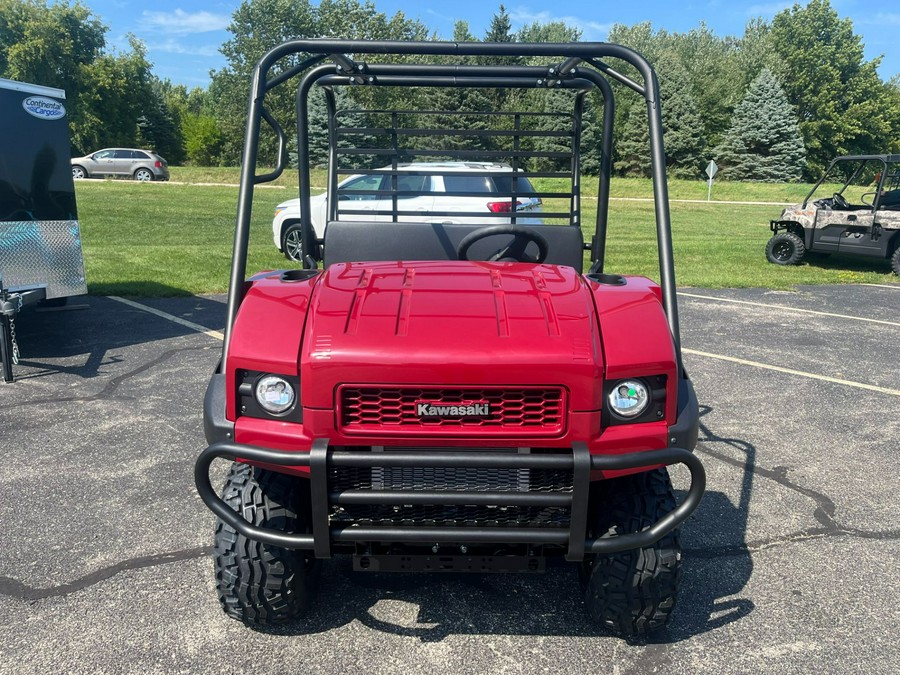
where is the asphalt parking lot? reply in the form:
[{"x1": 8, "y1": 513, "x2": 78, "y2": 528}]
[{"x1": 1, "y1": 283, "x2": 898, "y2": 674}]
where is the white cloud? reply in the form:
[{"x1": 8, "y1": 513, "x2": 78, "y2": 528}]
[
  {"x1": 146, "y1": 40, "x2": 221, "y2": 57},
  {"x1": 507, "y1": 7, "x2": 612, "y2": 40},
  {"x1": 744, "y1": 2, "x2": 793, "y2": 17},
  {"x1": 868, "y1": 12, "x2": 900, "y2": 25},
  {"x1": 140, "y1": 9, "x2": 229, "y2": 35},
  {"x1": 425, "y1": 9, "x2": 457, "y2": 23}
]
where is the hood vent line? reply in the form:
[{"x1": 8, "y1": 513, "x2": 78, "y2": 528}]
[
  {"x1": 531, "y1": 270, "x2": 561, "y2": 337},
  {"x1": 490, "y1": 269, "x2": 510, "y2": 338},
  {"x1": 395, "y1": 267, "x2": 416, "y2": 336},
  {"x1": 345, "y1": 268, "x2": 373, "y2": 335}
]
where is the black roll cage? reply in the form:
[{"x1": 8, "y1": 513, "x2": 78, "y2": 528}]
[
  {"x1": 225, "y1": 40, "x2": 681, "y2": 373},
  {"x1": 802, "y1": 154, "x2": 900, "y2": 210}
]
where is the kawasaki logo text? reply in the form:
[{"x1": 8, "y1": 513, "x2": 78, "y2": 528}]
[{"x1": 416, "y1": 402, "x2": 491, "y2": 417}]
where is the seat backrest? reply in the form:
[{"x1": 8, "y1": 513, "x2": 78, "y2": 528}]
[{"x1": 322, "y1": 221, "x2": 584, "y2": 271}]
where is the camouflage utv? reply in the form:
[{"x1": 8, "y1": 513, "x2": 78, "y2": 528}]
[{"x1": 766, "y1": 155, "x2": 900, "y2": 275}]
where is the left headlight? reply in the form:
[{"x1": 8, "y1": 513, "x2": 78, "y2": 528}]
[
  {"x1": 607, "y1": 379, "x2": 650, "y2": 419},
  {"x1": 255, "y1": 375, "x2": 296, "y2": 414}
]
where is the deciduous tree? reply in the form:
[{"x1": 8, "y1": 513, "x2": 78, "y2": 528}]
[
  {"x1": 769, "y1": 0, "x2": 900, "y2": 177},
  {"x1": 0, "y1": 0, "x2": 157, "y2": 155},
  {"x1": 210, "y1": 0, "x2": 428, "y2": 165}
]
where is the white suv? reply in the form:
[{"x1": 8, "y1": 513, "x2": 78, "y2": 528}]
[{"x1": 272, "y1": 162, "x2": 542, "y2": 261}]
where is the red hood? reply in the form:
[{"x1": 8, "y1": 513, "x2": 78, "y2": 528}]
[{"x1": 300, "y1": 261, "x2": 603, "y2": 411}]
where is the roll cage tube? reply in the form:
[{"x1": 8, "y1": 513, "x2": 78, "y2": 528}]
[
  {"x1": 223, "y1": 40, "x2": 682, "y2": 373},
  {"x1": 801, "y1": 155, "x2": 891, "y2": 209}
]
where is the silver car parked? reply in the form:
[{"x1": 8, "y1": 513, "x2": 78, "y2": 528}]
[{"x1": 71, "y1": 148, "x2": 170, "y2": 181}]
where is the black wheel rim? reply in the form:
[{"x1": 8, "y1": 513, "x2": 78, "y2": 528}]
[{"x1": 772, "y1": 241, "x2": 793, "y2": 261}]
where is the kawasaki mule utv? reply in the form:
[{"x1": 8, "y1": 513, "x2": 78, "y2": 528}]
[
  {"x1": 766, "y1": 154, "x2": 900, "y2": 274},
  {"x1": 195, "y1": 39, "x2": 705, "y2": 636}
]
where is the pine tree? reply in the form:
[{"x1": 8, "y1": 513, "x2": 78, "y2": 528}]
[
  {"x1": 614, "y1": 103, "x2": 650, "y2": 177},
  {"x1": 659, "y1": 60, "x2": 706, "y2": 179},
  {"x1": 300, "y1": 87, "x2": 376, "y2": 169},
  {"x1": 714, "y1": 69, "x2": 806, "y2": 182},
  {"x1": 484, "y1": 5, "x2": 514, "y2": 43},
  {"x1": 529, "y1": 90, "x2": 603, "y2": 175},
  {"x1": 482, "y1": 5, "x2": 519, "y2": 110},
  {"x1": 614, "y1": 57, "x2": 705, "y2": 178},
  {"x1": 453, "y1": 20, "x2": 475, "y2": 42},
  {"x1": 424, "y1": 86, "x2": 495, "y2": 158}
]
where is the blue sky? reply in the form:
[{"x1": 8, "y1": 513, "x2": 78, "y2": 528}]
[{"x1": 93, "y1": 0, "x2": 899, "y2": 88}]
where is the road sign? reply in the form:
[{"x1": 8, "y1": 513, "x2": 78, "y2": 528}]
[{"x1": 705, "y1": 160, "x2": 718, "y2": 202}]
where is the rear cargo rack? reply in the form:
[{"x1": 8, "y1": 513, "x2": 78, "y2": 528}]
[
  {"x1": 330, "y1": 109, "x2": 579, "y2": 224},
  {"x1": 223, "y1": 40, "x2": 683, "y2": 376}
]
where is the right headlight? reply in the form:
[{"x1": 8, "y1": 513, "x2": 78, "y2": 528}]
[
  {"x1": 607, "y1": 379, "x2": 650, "y2": 419},
  {"x1": 254, "y1": 375, "x2": 296, "y2": 415}
]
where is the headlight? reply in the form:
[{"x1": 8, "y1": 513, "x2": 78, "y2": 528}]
[
  {"x1": 608, "y1": 379, "x2": 650, "y2": 419},
  {"x1": 255, "y1": 375, "x2": 296, "y2": 414}
]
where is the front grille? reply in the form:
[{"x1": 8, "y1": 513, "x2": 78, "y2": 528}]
[
  {"x1": 339, "y1": 386, "x2": 565, "y2": 435},
  {"x1": 329, "y1": 460, "x2": 573, "y2": 528}
]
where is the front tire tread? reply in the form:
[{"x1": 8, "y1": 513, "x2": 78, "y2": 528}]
[
  {"x1": 583, "y1": 468, "x2": 682, "y2": 636},
  {"x1": 214, "y1": 463, "x2": 316, "y2": 625}
]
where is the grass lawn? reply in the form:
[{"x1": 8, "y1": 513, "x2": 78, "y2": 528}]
[{"x1": 74, "y1": 172, "x2": 898, "y2": 297}]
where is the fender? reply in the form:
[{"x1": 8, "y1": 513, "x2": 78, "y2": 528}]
[
  {"x1": 225, "y1": 271, "x2": 322, "y2": 422},
  {"x1": 587, "y1": 275, "x2": 678, "y2": 424}
]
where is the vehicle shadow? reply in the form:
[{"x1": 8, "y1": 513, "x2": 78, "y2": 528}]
[
  {"x1": 255, "y1": 406, "x2": 756, "y2": 643},
  {"x1": 800, "y1": 251, "x2": 894, "y2": 275},
  {"x1": 653, "y1": 405, "x2": 756, "y2": 643},
  {"x1": 8, "y1": 288, "x2": 226, "y2": 381}
]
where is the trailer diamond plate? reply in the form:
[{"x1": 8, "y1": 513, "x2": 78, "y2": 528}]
[{"x1": 0, "y1": 220, "x2": 87, "y2": 298}]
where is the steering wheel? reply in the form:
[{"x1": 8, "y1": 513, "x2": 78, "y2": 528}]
[
  {"x1": 457, "y1": 225, "x2": 549, "y2": 263},
  {"x1": 832, "y1": 192, "x2": 850, "y2": 210}
]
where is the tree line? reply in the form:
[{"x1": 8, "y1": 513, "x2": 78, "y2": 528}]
[{"x1": 1, "y1": 0, "x2": 898, "y2": 181}]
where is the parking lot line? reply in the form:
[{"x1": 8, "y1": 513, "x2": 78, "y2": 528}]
[
  {"x1": 679, "y1": 292, "x2": 900, "y2": 328},
  {"x1": 109, "y1": 296, "x2": 224, "y2": 340},
  {"x1": 683, "y1": 347, "x2": 900, "y2": 397},
  {"x1": 862, "y1": 283, "x2": 900, "y2": 290},
  {"x1": 109, "y1": 294, "x2": 899, "y2": 396}
]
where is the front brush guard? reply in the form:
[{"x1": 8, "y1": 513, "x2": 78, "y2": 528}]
[{"x1": 195, "y1": 440, "x2": 705, "y2": 561}]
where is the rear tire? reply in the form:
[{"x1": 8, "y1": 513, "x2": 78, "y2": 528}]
[
  {"x1": 134, "y1": 168, "x2": 153, "y2": 182},
  {"x1": 891, "y1": 246, "x2": 900, "y2": 276},
  {"x1": 765, "y1": 232, "x2": 805, "y2": 265},
  {"x1": 214, "y1": 463, "x2": 318, "y2": 625},
  {"x1": 582, "y1": 468, "x2": 682, "y2": 636}
]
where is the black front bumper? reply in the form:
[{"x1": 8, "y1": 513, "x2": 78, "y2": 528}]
[{"x1": 194, "y1": 440, "x2": 705, "y2": 562}]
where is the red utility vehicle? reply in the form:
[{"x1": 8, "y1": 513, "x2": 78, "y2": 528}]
[{"x1": 195, "y1": 40, "x2": 705, "y2": 636}]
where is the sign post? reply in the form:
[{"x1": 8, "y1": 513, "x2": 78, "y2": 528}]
[{"x1": 705, "y1": 160, "x2": 718, "y2": 202}]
